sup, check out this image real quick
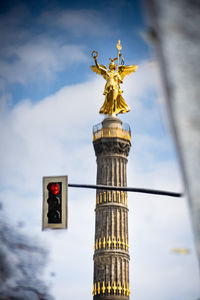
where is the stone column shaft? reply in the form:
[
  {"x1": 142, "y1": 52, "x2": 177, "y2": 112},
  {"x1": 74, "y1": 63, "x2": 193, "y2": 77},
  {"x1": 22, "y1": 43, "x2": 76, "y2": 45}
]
[{"x1": 92, "y1": 117, "x2": 131, "y2": 300}]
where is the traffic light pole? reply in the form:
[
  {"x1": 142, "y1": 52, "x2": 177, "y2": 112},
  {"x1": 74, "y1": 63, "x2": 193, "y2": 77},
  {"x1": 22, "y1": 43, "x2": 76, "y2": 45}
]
[
  {"x1": 42, "y1": 176, "x2": 183, "y2": 230},
  {"x1": 68, "y1": 183, "x2": 183, "y2": 198}
]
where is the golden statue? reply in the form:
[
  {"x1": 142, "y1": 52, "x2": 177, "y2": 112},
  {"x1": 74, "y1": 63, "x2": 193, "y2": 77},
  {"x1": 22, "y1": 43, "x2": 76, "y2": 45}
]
[{"x1": 91, "y1": 40, "x2": 138, "y2": 115}]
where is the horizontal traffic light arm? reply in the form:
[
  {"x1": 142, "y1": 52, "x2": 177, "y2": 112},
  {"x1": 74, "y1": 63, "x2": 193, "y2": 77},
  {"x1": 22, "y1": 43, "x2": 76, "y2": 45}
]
[{"x1": 68, "y1": 183, "x2": 183, "y2": 198}]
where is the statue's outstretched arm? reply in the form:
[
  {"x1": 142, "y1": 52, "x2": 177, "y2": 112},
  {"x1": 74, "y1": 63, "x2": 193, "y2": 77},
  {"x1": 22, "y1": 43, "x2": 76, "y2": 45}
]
[
  {"x1": 94, "y1": 57, "x2": 100, "y2": 69},
  {"x1": 95, "y1": 58, "x2": 107, "y2": 74},
  {"x1": 92, "y1": 51, "x2": 100, "y2": 68},
  {"x1": 91, "y1": 51, "x2": 108, "y2": 79}
]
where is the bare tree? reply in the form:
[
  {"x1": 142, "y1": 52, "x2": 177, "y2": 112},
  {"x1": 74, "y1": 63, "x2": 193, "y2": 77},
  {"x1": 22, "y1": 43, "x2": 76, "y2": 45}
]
[{"x1": 0, "y1": 204, "x2": 54, "y2": 300}]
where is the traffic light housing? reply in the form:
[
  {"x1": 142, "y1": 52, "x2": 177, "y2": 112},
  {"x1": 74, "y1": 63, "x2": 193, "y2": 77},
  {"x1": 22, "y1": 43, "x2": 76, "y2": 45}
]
[{"x1": 42, "y1": 176, "x2": 68, "y2": 230}]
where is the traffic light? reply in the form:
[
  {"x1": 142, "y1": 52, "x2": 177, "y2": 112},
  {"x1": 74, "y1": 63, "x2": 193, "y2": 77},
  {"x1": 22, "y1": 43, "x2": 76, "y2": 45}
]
[{"x1": 42, "y1": 176, "x2": 68, "y2": 230}]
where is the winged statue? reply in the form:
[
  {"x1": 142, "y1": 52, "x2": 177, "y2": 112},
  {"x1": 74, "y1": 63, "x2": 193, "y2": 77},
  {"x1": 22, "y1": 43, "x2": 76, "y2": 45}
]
[{"x1": 90, "y1": 40, "x2": 138, "y2": 115}]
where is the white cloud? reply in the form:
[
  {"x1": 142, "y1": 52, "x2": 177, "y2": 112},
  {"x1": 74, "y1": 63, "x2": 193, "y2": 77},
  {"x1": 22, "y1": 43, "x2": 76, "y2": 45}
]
[
  {"x1": 0, "y1": 38, "x2": 87, "y2": 85},
  {"x1": 0, "y1": 60, "x2": 199, "y2": 299},
  {"x1": 0, "y1": 77, "x2": 103, "y2": 194},
  {"x1": 38, "y1": 9, "x2": 111, "y2": 37},
  {"x1": 0, "y1": 5, "x2": 112, "y2": 89},
  {"x1": 1, "y1": 3, "x2": 199, "y2": 299},
  {"x1": 0, "y1": 4, "x2": 30, "y2": 47},
  {"x1": 128, "y1": 193, "x2": 200, "y2": 300},
  {"x1": 0, "y1": 61, "x2": 164, "y2": 192},
  {"x1": 0, "y1": 5, "x2": 95, "y2": 88}
]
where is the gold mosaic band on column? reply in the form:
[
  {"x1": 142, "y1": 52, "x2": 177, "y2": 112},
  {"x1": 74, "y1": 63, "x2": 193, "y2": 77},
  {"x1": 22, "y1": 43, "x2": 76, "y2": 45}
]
[
  {"x1": 93, "y1": 127, "x2": 131, "y2": 142},
  {"x1": 96, "y1": 191, "x2": 128, "y2": 206},
  {"x1": 94, "y1": 236, "x2": 129, "y2": 251},
  {"x1": 92, "y1": 281, "x2": 130, "y2": 296}
]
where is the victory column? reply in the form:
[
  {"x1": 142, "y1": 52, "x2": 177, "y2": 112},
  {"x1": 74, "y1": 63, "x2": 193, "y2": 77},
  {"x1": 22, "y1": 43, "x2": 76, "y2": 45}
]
[{"x1": 91, "y1": 40, "x2": 138, "y2": 299}]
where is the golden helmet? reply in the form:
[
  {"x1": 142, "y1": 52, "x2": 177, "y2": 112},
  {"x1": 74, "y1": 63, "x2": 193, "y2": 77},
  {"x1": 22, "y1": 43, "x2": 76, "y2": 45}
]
[{"x1": 109, "y1": 58, "x2": 117, "y2": 70}]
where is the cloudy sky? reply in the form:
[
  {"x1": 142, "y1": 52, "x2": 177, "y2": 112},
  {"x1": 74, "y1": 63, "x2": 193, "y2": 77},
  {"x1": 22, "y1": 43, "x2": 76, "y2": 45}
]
[{"x1": 0, "y1": 0, "x2": 199, "y2": 299}]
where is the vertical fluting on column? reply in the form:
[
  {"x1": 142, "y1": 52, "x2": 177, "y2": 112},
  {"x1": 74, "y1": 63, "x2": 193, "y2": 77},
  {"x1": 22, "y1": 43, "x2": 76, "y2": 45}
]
[{"x1": 93, "y1": 117, "x2": 131, "y2": 300}]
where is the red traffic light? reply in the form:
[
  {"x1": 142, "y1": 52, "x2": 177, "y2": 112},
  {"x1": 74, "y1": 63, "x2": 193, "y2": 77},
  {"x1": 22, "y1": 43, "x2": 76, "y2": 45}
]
[
  {"x1": 48, "y1": 183, "x2": 60, "y2": 195},
  {"x1": 43, "y1": 176, "x2": 68, "y2": 230}
]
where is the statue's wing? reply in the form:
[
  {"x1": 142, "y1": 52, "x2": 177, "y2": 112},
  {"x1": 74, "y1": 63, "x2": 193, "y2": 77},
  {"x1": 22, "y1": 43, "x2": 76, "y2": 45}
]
[
  {"x1": 90, "y1": 65, "x2": 107, "y2": 80},
  {"x1": 118, "y1": 65, "x2": 138, "y2": 80}
]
